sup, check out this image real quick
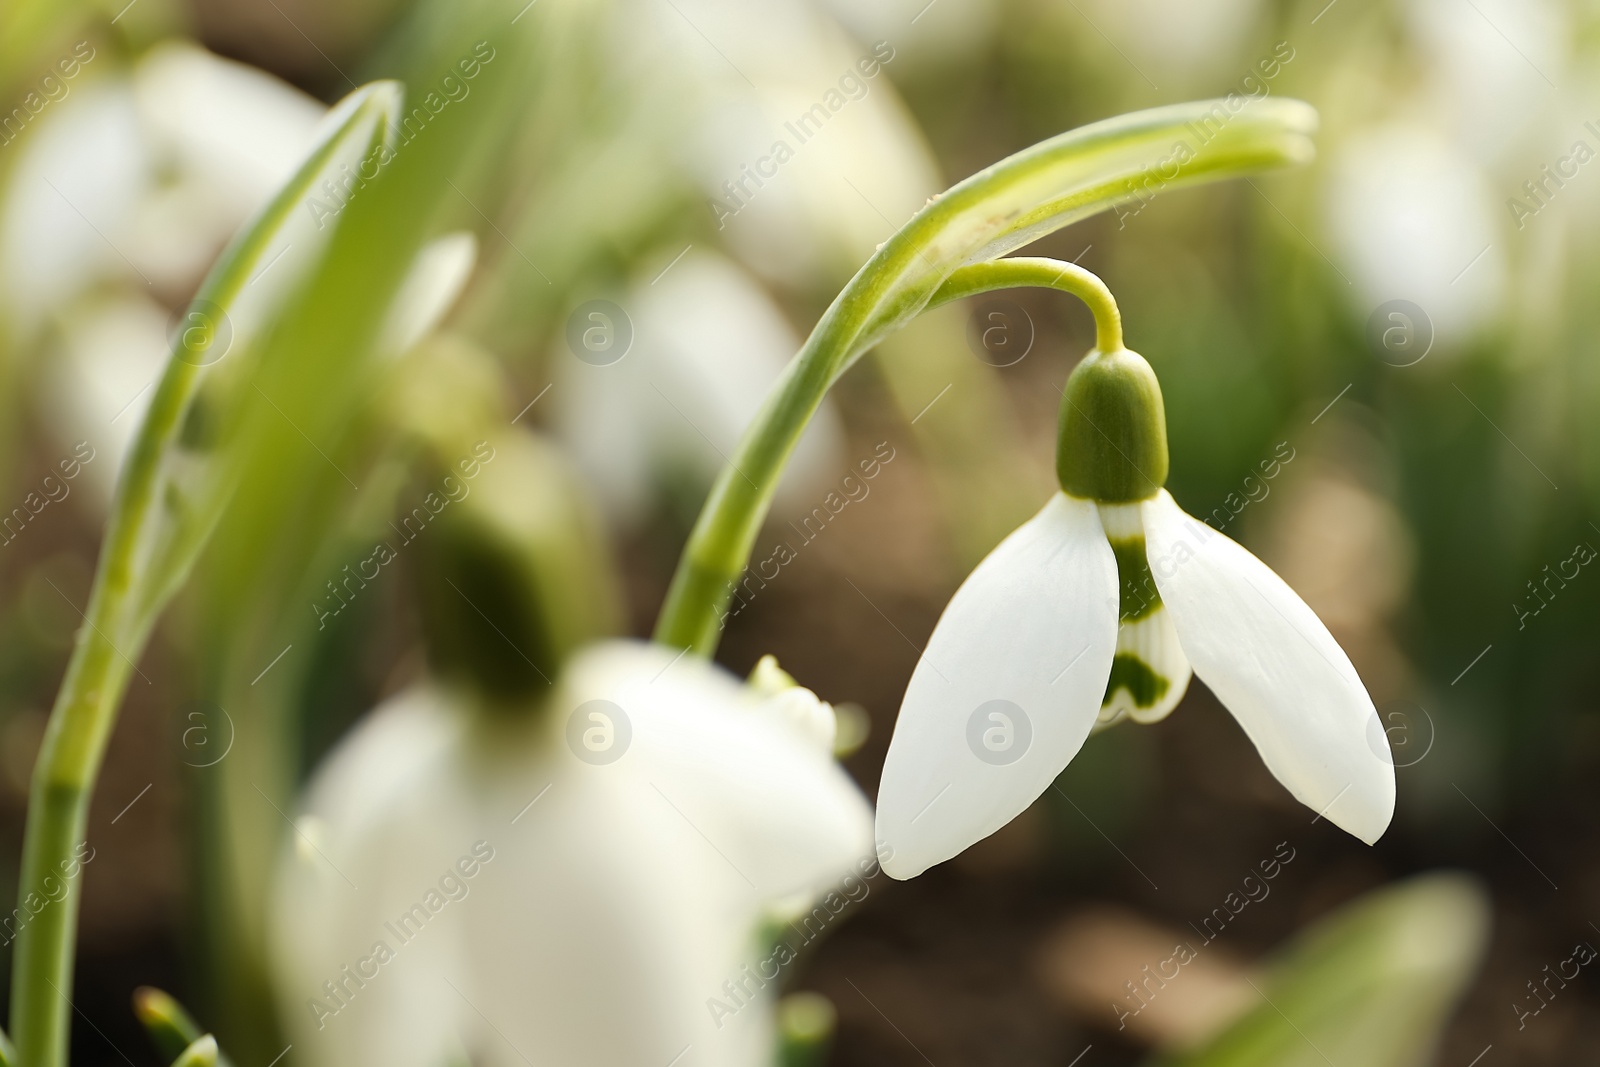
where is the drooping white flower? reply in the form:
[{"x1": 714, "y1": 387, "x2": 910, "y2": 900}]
[
  {"x1": 271, "y1": 640, "x2": 873, "y2": 1067},
  {"x1": 875, "y1": 347, "x2": 1395, "y2": 879}
]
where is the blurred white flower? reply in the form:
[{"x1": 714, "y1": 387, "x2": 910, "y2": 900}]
[
  {"x1": 554, "y1": 249, "x2": 844, "y2": 525},
  {"x1": 1, "y1": 41, "x2": 327, "y2": 503},
  {"x1": 39, "y1": 293, "x2": 170, "y2": 504},
  {"x1": 4, "y1": 44, "x2": 472, "y2": 508},
  {"x1": 818, "y1": 0, "x2": 999, "y2": 71},
  {"x1": 1324, "y1": 124, "x2": 1506, "y2": 346},
  {"x1": 0, "y1": 41, "x2": 325, "y2": 329},
  {"x1": 271, "y1": 639, "x2": 873, "y2": 1067},
  {"x1": 30, "y1": 225, "x2": 474, "y2": 511},
  {"x1": 612, "y1": 0, "x2": 941, "y2": 286},
  {"x1": 1080, "y1": 0, "x2": 1266, "y2": 86},
  {"x1": 1405, "y1": 0, "x2": 1566, "y2": 168}
]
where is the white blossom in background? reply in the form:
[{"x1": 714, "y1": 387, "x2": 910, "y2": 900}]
[
  {"x1": 1320, "y1": 0, "x2": 1570, "y2": 350},
  {"x1": 1079, "y1": 0, "x2": 1266, "y2": 87},
  {"x1": 378, "y1": 231, "x2": 480, "y2": 357},
  {"x1": 2, "y1": 43, "x2": 480, "y2": 506},
  {"x1": 1324, "y1": 124, "x2": 1506, "y2": 348},
  {"x1": 32, "y1": 226, "x2": 475, "y2": 508},
  {"x1": 555, "y1": 249, "x2": 844, "y2": 525},
  {"x1": 611, "y1": 0, "x2": 942, "y2": 287},
  {"x1": 271, "y1": 640, "x2": 874, "y2": 1067},
  {"x1": 1405, "y1": 0, "x2": 1567, "y2": 170},
  {"x1": 540, "y1": 0, "x2": 939, "y2": 528},
  {"x1": 42, "y1": 294, "x2": 171, "y2": 503},
  {"x1": 1, "y1": 41, "x2": 325, "y2": 327},
  {"x1": 2, "y1": 42, "x2": 324, "y2": 498}
]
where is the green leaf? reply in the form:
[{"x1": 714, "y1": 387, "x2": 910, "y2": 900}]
[
  {"x1": 125, "y1": 80, "x2": 403, "y2": 624},
  {"x1": 1145, "y1": 873, "x2": 1490, "y2": 1067},
  {"x1": 133, "y1": 986, "x2": 202, "y2": 1062},
  {"x1": 176, "y1": 22, "x2": 547, "y2": 1061},
  {"x1": 133, "y1": 986, "x2": 239, "y2": 1067},
  {"x1": 6, "y1": 78, "x2": 401, "y2": 1067},
  {"x1": 850, "y1": 98, "x2": 1316, "y2": 356},
  {"x1": 777, "y1": 992, "x2": 837, "y2": 1067}
]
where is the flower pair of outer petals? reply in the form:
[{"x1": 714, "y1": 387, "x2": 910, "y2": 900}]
[{"x1": 875, "y1": 489, "x2": 1396, "y2": 880}]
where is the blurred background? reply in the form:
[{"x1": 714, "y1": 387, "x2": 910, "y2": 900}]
[{"x1": 1, "y1": 0, "x2": 1598, "y2": 1063}]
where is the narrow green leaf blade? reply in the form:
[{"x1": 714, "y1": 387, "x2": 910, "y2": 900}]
[
  {"x1": 133, "y1": 986, "x2": 203, "y2": 1062},
  {"x1": 846, "y1": 98, "x2": 1316, "y2": 363},
  {"x1": 1146, "y1": 873, "x2": 1489, "y2": 1067},
  {"x1": 124, "y1": 79, "x2": 403, "y2": 624},
  {"x1": 4, "y1": 78, "x2": 401, "y2": 1067}
]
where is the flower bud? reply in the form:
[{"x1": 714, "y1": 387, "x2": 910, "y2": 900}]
[{"x1": 1055, "y1": 347, "x2": 1169, "y2": 502}]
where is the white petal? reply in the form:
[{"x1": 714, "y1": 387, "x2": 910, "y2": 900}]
[
  {"x1": 554, "y1": 640, "x2": 875, "y2": 899},
  {"x1": 876, "y1": 492, "x2": 1118, "y2": 879},
  {"x1": 1141, "y1": 490, "x2": 1395, "y2": 843},
  {"x1": 42, "y1": 293, "x2": 168, "y2": 509},
  {"x1": 134, "y1": 42, "x2": 325, "y2": 215},
  {"x1": 269, "y1": 688, "x2": 478, "y2": 1067},
  {"x1": 379, "y1": 231, "x2": 478, "y2": 355}
]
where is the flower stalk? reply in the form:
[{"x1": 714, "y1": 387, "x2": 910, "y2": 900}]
[
  {"x1": 653, "y1": 97, "x2": 1317, "y2": 656},
  {"x1": 925, "y1": 257, "x2": 1123, "y2": 352}
]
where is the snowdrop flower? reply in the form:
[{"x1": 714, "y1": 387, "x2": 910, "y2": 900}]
[
  {"x1": 1405, "y1": 0, "x2": 1566, "y2": 168},
  {"x1": 555, "y1": 249, "x2": 843, "y2": 525},
  {"x1": 876, "y1": 346, "x2": 1394, "y2": 879},
  {"x1": 272, "y1": 640, "x2": 873, "y2": 1067},
  {"x1": 0, "y1": 41, "x2": 324, "y2": 330},
  {"x1": 2, "y1": 41, "x2": 331, "y2": 502},
  {"x1": 1079, "y1": 0, "x2": 1266, "y2": 87},
  {"x1": 32, "y1": 228, "x2": 474, "y2": 510},
  {"x1": 1324, "y1": 124, "x2": 1505, "y2": 347},
  {"x1": 611, "y1": 0, "x2": 941, "y2": 287}
]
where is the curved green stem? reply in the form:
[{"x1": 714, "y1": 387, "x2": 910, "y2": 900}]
[
  {"x1": 652, "y1": 97, "x2": 1318, "y2": 656},
  {"x1": 927, "y1": 257, "x2": 1123, "y2": 352},
  {"x1": 7, "y1": 84, "x2": 399, "y2": 1067}
]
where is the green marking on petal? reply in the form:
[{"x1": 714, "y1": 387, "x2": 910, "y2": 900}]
[
  {"x1": 1102, "y1": 652, "x2": 1171, "y2": 710},
  {"x1": 1109, "y1": 537, "x2": 1162, "y2": 622}
]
